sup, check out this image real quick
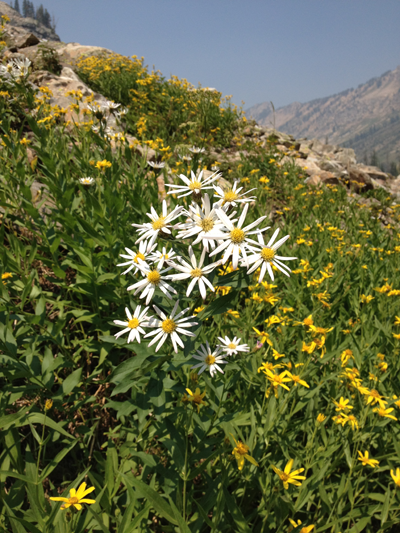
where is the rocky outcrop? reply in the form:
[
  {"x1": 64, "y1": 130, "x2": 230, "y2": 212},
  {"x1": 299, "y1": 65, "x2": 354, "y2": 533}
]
[
  {"x1": 0, "y1": 1, "x2": 60, "y2": 42},
  {"x1": 241, "y1": 125, "x2": 400, "y2": 199}
]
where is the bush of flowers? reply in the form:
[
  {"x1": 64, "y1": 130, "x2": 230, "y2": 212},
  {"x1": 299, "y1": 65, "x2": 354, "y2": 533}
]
[{"x1": 1, "y1": 37, "x2": 400, "y2": 533}]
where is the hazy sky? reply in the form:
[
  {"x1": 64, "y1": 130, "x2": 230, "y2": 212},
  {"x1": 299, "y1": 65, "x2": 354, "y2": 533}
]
[{"x1": 19, "y1": 0, "x2": 400, "y2": 110}]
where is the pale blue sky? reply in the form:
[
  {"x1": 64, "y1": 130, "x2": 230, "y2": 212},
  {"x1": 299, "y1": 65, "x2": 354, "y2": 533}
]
[{"x1": 20, "y1": 0, "x2": 400, "y2": 110}]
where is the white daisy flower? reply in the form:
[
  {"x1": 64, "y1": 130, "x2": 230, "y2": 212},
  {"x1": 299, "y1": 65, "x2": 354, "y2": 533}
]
[
  {"x1": 191, "y1": 341, "x2": 227, "y2": 377},
  {"x1": 189, "y1": 146, "x2": 205, "y2": 154},
  {"x1": 132, "y1": 199, "x2": 183, "y2": 252},
  {"x1": 217, "y1": 336, "x2": 250, "y2": 356},
  {"x1": 127, "y1": 259, "x2": 176, "y2": 305},
  {"x1": 167, "y1": 246, "x2": 220, "y2": 299},
  {"x1": 144, "y1": 300, "x2": 198, "y2": 353},
  {"x1": 207, "y1": 203, "x2": 269, "y2": 270},
  {"x1": 148, "y1": 246, "x2": 179, "y2": 267},
  {"x1": 148, "y1": 161, "x2": 166, "y2": 169},
  {"x1": 113, "y1": 305, "x2": 152, "y2": 343},
  {"x1": 87, "y1": 103, "x2": 105, "y2": 115},
  {"x1": 177, "y1": 193, "x2": 233, "y2": 252},
  {"x1": 102, "y1": 100, "x2": 121, "y2": 111},
  {"x1": 117, "y1": 240, "x2": 154, "y2": 275},
  {"x1": 213, "y1": 180, "x2": 256, "y2": 208},
  {"x1": 246, "y1": 229, "x2": 297, "y2": 282},
  {"x1": 11, "y1": 57, "x2": 31, "y2": 77},
  {"x1": 178, "y1": 154, "x2": 192, "y2": 161},
  {"x1": 79, "y1": 177, "x2": 94, "y2": 186},
  {"x1": 165, "y1": 170, "x2": 221, "y2": 199}
]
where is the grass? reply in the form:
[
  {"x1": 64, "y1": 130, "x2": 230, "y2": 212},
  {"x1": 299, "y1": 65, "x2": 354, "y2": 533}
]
[{"x1": 1, "y1": 30, "x2": 400, "y2": 533}]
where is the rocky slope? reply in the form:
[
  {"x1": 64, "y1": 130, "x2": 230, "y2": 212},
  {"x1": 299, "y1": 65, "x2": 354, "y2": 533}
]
[
  {"x1": 246, "y1": 65, "x2": 400, "y2": 168},
  {"x1": 0, "y1": 19, "x2": 399, "y2": 213},
  {"x1": 0, "y1": 0, "x2": 60, "y2": 42}
]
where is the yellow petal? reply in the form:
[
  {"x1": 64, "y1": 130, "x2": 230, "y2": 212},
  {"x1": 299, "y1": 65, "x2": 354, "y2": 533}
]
[
  {"x1": 237, "y1": 455, "x2": 245, "y2": 471},
  {"x1": 75, "y1": 483, "x2": 86, "y2": 499},
  {"x1": 49, "y1": 497, "x2": 69, "y2": 502},
  {"x1": 284, "y1": 459, "x2": 294, "y2": 474},
  {"x1": 79, "y1": 499, "x2": 96, "y2": 504},
  {"x1": 73, "y1": 503, "x2": 82, "y2": 511},
  {"x1": 80, "y1": 486, "x2": 96, "y2": 499},
  {"x1": 69, "y1": 488, "x2": 76, "y2": 498}
]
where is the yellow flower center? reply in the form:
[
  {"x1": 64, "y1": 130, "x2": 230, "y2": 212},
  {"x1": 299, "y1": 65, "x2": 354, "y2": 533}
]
[
  {"x1": 230, "y1": 228, "x2": 245, "y2": 244},
  {"x1": 152, "y1": 217, "x2": 165, "y2": 230},
  {"x1": 205, "y1": 354, "x2": 216, "y2": 365},
  {"x1": 162, "y1": 318, "x2": 176, "y2": 333},
  {"x1": 236, "y1": 442, "x2": 249, "y2": 455},
  {"x1": 191, "y1": 268, "x2": 203, "y2": 278},
  {"x1": 189, "y1": 180, "x2": 202, "y2": 190},
  {"x1": 228, "y1": 342, "x2": 237, "y2": 350},
  {"x1": 224, "y1": 190, "x2": 238, "y2": 202},
  {"x1": 279, "y1": 472, "x2": 290, "y2": 482},
  {"x1": 134, "y1": 252, "x2": 145, "y2": 263},
  {"x1": 292, "y1": 375, "x2": 300, "y2": 383},
  {"x1": 128, "y1": 318, "x2": 140, "y2": 329},
  {"x1": 261, "y1": 247, "x2": 275, "y2": 262},
  {"x1": 69, "y1": 497, "x2": 79, "y2": 504},
  {"x1": 200, "y1": 217, "x2": 214, "y2": 232},
  {"x1": 303, "y1": 318, "x2": 313, "y2": 326},
  {"x1": 370, "y1": 389, "x2": 380, "y2": 398},
  {"x1": 147, "y1": 270, "x2": 161, "y2": 285}
]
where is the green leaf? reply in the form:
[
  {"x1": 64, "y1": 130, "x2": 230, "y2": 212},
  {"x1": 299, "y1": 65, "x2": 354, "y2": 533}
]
[
  {"x1": 122, "y1": 475, "x2": 177, "y2": 526},
  {"x1": 0, "y1": 408, "x2": 29, "y2": 431},
  {"x1": 87, "y1": 507, "x2": 110, "y2": 533},
  {"x1": 214, "y1": 269, "x2": 251, "y2": 289},
  {"x1": 168, "y1": 498, "x2": 191, "y2": 533},
  {"x1": 23, "y1": 413, "x2": 72, "y2": 439},
  {"x1": 197, "y1": 290, "x2": 237, "y2": 320},
  {"x1": 348, "y1": 516, "x2": 370, "y2": 533},
  {"x1": 123, "y1": 502, "x2": 151, "y2": 533},
  {"x1": 381, "y1": 487, "x2": 391, "y2": 526},
  {"x1": 39, "y1": 440, "x2": 78, "y2": 481},
  {"x1": 61, "y1": 367, "x2": 83, "y2": 395},
  {"x1": 222, "y1": 485, "x2": 252, "y2": 533}
]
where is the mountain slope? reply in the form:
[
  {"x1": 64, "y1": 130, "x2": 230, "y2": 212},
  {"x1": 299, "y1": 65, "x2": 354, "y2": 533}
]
[{"x1": 246, "y1": 66, "x2": 400, "y2": 167}]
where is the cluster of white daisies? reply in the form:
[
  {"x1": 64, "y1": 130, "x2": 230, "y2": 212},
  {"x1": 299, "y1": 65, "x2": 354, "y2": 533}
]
[{"x1": 114, "y1": 169, "x2": 296, "y2": 377}]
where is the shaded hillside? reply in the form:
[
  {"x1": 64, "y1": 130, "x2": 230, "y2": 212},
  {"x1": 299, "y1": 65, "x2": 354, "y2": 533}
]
[{"x1": 247, "y1": 65, "x2": 400, "y2": 169}]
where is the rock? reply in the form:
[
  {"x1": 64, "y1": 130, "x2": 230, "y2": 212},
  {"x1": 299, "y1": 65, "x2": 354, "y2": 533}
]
[
  {"x1": 15, "y1": 32, "x2": 40, "y2": 49},
  {"x1": 334, "y1": 148, "x2": 356, "y2": 166},
  {"x1": 357, "y1": 164, "x2": 389, "y2": 181}
]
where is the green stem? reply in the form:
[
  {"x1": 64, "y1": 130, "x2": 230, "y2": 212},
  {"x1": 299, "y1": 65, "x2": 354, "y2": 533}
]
[{"x1": 36, "y1": 411, "x2": 47, "y2": 484}]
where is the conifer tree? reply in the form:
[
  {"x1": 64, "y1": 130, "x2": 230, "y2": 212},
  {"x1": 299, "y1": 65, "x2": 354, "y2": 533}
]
[
  {"x1": 14, "y1": 0, "x2": 20, "y2": 13},
  {"x1": 36, "y1": 4, "x2": 44, "y2": 24},
  {"x1": 22, "y1": 0, "x2": 27, "y2": 17}
]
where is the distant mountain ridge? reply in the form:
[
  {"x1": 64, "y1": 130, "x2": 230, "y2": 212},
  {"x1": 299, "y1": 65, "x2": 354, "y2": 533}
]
[{"x1": 246, "y1": 65, "x2": 400, "y2": 169}]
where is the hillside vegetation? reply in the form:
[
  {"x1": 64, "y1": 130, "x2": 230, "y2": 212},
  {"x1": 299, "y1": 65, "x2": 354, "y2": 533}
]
[{"x1": 1, "y1": 22, "x2": 400, "y2": 533}]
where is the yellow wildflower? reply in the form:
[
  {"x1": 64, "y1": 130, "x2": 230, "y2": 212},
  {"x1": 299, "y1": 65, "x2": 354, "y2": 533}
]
[
  {"x1": 271, "y1": 459, "x2": 306, "y2": 490},
  {"x1": 360, "y1": 294, "x2": 374, "y2": 303},
  {"x1": 185, "y1": 388, "x2": 207, "y2": 413},
  {"x1": 316, "y1": 413, "x2": 326, "y2": 423},
  {"x1": 358, "y1": 451, "x2": 379, "y2": 468},
  {"x1": 391, "y1": 468, "x2": 400, "y2": 487},
  {"x1": 253, "y1": 327, "x2": 273, "y2": 346},
  {"x1": 44, "y1": 399, "x2": 53, "y2": 411},
  {"x1": 231, "y1": 435, "x2": 258, "y2": 471},
  {"x1": 333, "y1": 397, "x2": 353, "y2": 412},
  {"x1": 286, "y1": 372, "x2": 310, "y2": 388},
  {"x1": 50, "y1": 482, "x2": 96, "y2": 510},
  {"x1": 289, "y1": 519, "x2": 314, "y2": 533},
  {"x1": 373, "y1": 407, "x2": 397, "y2": 421}
]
